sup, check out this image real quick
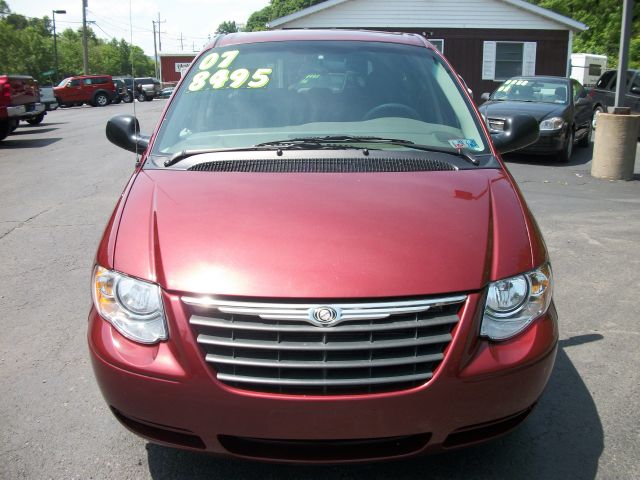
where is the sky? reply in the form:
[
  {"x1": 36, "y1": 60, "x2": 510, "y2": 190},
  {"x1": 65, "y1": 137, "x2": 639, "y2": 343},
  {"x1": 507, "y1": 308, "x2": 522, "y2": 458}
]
[{"x1": 11, "y1": 0, "x2": 270, "y2": 55}]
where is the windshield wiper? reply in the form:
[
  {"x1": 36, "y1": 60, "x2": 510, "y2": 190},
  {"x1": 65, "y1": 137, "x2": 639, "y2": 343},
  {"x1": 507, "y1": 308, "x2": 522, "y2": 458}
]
[
  {"x1": 164, "y1": 135, "x2": 479, "y2": 168},
  {"x1": 163, "y1": 143, "x2": 366, "y2": 167},
  {"x1": 257, "y1": 136, "x2": 479, "y2": 165}
]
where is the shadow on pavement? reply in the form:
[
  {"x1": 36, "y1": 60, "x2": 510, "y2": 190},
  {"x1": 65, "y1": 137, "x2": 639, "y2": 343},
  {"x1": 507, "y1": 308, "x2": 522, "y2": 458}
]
[
  {"x1": 146, "y1": 334, "x2": 604, "y2": 480},
  {"x1": 504, "y1": 142, "x2": 593, "y2": 168},
  {"x1": 0, "y1": 137, "x2": 62, "y2": 149},
  {"x1": 8, "y1": 127, "x2": 59, "y2": 136}
]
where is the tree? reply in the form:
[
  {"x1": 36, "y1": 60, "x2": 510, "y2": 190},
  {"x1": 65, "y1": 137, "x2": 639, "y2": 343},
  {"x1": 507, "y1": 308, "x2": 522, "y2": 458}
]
[
  {"x1": 525, "y1": 1, "x2": 639, "y2": 68},
  {"x1": 216, "y1": 20, "x2": 239, "y2": 34},
  {"x1": 245, "y1": 0, "x2": 328, "y2": 31},
  {"x1": 0, "y1": 0, "x2": 10, "y2": 19}
]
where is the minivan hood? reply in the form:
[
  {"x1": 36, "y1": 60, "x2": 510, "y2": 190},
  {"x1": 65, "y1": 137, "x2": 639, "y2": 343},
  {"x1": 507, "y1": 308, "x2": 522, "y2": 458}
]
[{"x1": 113, "y1": 168, "x2": 535, "y2": 298}]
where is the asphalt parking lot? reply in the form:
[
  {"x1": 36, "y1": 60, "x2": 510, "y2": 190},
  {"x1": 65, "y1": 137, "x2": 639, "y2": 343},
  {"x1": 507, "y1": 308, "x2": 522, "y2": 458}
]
[{"x1": 0, "y1": 101, "x2": 638, "y2": 480}]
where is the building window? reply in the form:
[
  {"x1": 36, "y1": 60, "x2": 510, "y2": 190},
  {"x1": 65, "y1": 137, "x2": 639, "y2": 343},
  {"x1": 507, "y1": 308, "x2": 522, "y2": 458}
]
[
  {"x1": 482, "y1": 41, "x2": 536, "y2": 81},
  {"x1": 430, "y1": 39, "x2": 444, "y2": 53},
  {"x1": 495, "y1": 43, "x2": 524, "y2": 80}
]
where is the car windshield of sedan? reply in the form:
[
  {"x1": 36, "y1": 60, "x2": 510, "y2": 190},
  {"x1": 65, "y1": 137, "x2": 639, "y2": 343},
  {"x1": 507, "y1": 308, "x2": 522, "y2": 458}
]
[
  {"x1": 151, "y1": 40, "x2": 488, "y2": 158},
  {"x1": 491, "y1": 78, "x2": 569, "y2": 104}
]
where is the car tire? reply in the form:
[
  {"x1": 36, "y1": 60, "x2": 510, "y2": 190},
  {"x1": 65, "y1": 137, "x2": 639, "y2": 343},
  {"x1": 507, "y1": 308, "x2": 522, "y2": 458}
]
[
  {"x1": 557, "y1": 129, "x2": 574, "y2": 163},
  {"x1": 592, "y1": 106, "x2": 604, "y2": 130},
  {"x1": 123, "y1": 92, "x2": 133, "y2": 103},
  {"x1": 577, "y1": 121, "x2": 591, "y2": 148},
  {"x1": 93, "y1": 93, "x2": 109, "y2": 107},
  {"x1": 0, "y1": 120, "x2": 10, "y2": 141},
  {"x1": 136, "y1": 92, "x2": 146, "y2": 102},
  {"x1": 112, "y1": 97, "x2": 121, "y2": 105},
  {"x1": 145, "y1": 94, "x2": 154, "y2": 102},
  {"x1": 26, "y1": 113, "x2": 45, "y2": 125},
  {"x1": 9, "y1": 119, "x2": 18, "y2": 133}
]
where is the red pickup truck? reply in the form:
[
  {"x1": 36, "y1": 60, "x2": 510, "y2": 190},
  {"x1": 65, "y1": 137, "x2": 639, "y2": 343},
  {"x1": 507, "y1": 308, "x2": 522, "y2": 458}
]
[{"x1": 0, "y1": 75, "x2": 46, "y2": 141}]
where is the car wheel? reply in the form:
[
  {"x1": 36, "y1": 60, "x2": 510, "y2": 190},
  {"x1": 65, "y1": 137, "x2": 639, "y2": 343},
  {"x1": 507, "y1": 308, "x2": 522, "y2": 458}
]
[
  {"x1": 577, "y1": 119, "x2": 592, "y2": 148},
  {"x1": 145, "y1": 95, "x2": 154, "y2": 102},
  {"x1": 592, "y1": 106, "x2": 604, "y2": 129},
  {"x1": 557, "y1": 129, "x2": 574, "y2": 163},
  {"x1": 136, "y1": 92, "x2": 146, "y2": 102},
  {"x1": 0, "y1": 120, "x2": 10, "y2": 141},
  {"x1": 26, "y1": 113, "x2": 45, "y2": 125},
  {"x1": 112, "y1": 97, "x2": 121, "y2": 105},
  {"x1": 94, "y1": 93, "x2": 109, "y2": 107},
  {"x1": 9, "y1": 119, "x2": 18, "y2": 133},
  {"x1": 123, "y1": 92, "x2": 133, "y2": 103}
]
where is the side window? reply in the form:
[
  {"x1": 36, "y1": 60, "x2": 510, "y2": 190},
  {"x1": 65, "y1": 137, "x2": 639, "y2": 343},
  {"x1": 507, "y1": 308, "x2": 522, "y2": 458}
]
[
  {"x1": 595, "y1": 71, "x2": 615, "y2": 90},
  {"x1": 83, "y1": 78, "x2": 92, "y2": 85},
  {"x1": 572, "y1": 80, "x2": 586, "y2": 101},
  {"x1": 69, "y1": 79, "x2": 80, "y2": 87},
  {"x1": 631, "y1": 73, "x2": 640, "y2": 94}
]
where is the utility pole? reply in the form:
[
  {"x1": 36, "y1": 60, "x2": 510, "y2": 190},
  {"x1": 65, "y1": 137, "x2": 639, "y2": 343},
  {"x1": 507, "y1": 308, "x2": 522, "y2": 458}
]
[
  {"x1": 614, "y1": 0, "x2": 634, "y2": 108},
  {"x1": 157, "y1": 13, "x2": 166, "y2": 51},
  {"x1": 82, "y1": 0, "x2": 89, "y2": 74},
  {"x1": 179, "y1": 33, "x2": 184, "y2": 52},
  {"x1": 152, "y1": 20, "x2": 159, "y2": 79}
]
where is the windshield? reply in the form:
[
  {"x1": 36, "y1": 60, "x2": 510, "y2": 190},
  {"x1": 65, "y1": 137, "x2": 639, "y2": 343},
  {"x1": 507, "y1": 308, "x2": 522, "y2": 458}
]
[
  {"x1": 57, "y1": 78, "x2": 70, "y2": 87},
  {"x1": 151, "y1": 41, "x2": 488, "y2": 158},
  {"x1": 491, "y1": 78, "x2": 569, "y2": 104}
]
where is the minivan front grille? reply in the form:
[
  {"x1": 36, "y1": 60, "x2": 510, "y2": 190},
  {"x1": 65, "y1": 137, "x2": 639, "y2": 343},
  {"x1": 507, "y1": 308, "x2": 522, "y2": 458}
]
[{"x1": 185, "y1": 295, "x2": 466, "y2": 395}]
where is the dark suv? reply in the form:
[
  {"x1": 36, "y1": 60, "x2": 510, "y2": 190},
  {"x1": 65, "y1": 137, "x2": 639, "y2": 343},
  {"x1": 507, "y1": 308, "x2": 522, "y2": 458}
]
[
  {"x1": 53, "y1": 75, "x2": 116, "y2": 107},
  {"x1": 133, "y1": 77, "x2": 161, "y2": 101},
  {"x1": 589, "y1": 69, "x2": 640, "y2": 126}
]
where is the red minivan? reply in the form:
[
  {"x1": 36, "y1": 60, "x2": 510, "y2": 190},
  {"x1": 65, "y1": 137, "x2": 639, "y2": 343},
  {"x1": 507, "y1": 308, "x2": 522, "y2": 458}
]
[{"x1": 89, "y1": 30, "x2": 555, "y2": 463}]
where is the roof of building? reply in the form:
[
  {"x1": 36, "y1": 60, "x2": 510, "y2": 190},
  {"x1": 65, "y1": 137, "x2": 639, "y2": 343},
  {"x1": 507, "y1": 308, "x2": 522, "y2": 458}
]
[{"x1": 268, "y1": 0, "x2": 587, "y2": 32}]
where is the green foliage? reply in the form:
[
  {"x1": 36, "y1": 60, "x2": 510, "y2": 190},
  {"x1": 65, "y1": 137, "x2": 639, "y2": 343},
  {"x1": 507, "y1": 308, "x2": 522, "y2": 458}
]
[
  {"x1": 0, "y1": 3, "x2": 154, "y2": 83},
  {"x1": 528, "y1": 0, "x2": 640, "y2": 68},
  {"x1": 216, "y1": 20, "x2": 239, "y2": 34},
  {"x1": 245, "y1": 0, "x2": 328, "y2": 31}
]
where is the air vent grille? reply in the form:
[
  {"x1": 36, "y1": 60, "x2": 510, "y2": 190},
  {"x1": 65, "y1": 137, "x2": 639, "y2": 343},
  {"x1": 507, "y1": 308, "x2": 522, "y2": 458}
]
[{"x1": 187, "y1": 158, "x2": 457, "y2": 173}]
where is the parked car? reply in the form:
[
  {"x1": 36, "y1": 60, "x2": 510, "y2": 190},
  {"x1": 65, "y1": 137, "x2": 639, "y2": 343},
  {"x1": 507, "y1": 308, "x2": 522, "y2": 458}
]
[
  {"x1": 112, "y1": 79, "x2": 133, "y2": 104},
  {"x1": 159, "y1": 86, "x2": 174, "y2": 98},
  {"x1": 589, "y1": 69, "x2": 640, "y2": 127},
  {"x1": 91, "y1": 29, "x2": 555, "y2": 463},
  {"x1": 39, "y1": 86, "x2": 58, "y2": 112},
  {"x1": 133, "y1": 77, "x2": 161, "y2": 101},
  {"x1": 53, "y1": 75, "x2": 116, "y2": 107},
  {"x1": 0, "y1": 74, "x2": 46, "y2": 140},
  {"x1": 479, "y1": 76, "x2": 593, "y2": 162}
]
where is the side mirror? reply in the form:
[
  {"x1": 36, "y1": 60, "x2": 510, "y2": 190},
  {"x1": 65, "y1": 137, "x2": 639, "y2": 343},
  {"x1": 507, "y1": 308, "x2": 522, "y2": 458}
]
[
  {"x1": 491, "y1": 113, "x2": 539, "y2": 154},
  {"x1": 106, "y1": 114, "x2": 150, "y2": 154},
  {"x1": 631, "y1": 86, "x2": 640, "y2": 95},
  {"x1": 480, "y1": 92, "x2": 491, "y2": 101}
]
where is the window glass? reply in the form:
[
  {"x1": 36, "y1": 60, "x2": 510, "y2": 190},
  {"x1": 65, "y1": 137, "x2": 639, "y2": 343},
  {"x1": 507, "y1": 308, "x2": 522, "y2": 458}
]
[
  {"x1": 83, "y1": 78, "x2": 92, "y2": 85},
  {"x1": 588, "y1": 64, "x2": 602, "y2": 76},
  {"x1": 69, "y1": 79, "x2": 80, "y2": 87},
  {"x1": 430, "y1": 39, "x2": 444, "y2": 53},
  {"x1": 495, "y1": 43, "x2": 523, "y2": 80},
  {"x1": 572, "y1": 80, "x2": 585, "y2": 101},
  {"x1": 491, "y1": 77, "x2": 568, "y2": 104},
  {"x1": 152, "y1": 41, "x2": 489, "y2": 159},
  {"x1": 596, "y1": 71, "x2": 615, "y2": 90}
]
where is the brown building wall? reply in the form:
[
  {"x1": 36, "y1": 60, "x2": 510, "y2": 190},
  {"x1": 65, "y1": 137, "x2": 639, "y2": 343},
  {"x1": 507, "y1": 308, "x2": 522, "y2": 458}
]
[
  {"x1": 159, "y1": 55, "x2": 197, "y2": 85},
  {"x1": 371, "y1": 28, "x2": 570, "y2": 102}
]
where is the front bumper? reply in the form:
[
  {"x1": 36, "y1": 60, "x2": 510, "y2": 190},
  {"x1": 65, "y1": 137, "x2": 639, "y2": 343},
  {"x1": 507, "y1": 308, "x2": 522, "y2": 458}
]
[
  {"x1": 88, "y1": 292, "x2": 558, "y2": 463},
  {"x1": 519, "y1": 129, "x2": 567, "y2": 154}
]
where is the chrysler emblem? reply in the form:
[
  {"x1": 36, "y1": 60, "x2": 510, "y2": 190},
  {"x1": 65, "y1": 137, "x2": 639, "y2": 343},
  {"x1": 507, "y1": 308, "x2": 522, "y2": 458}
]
[{"x1": 310, "y1": 306, "x2": 341, "y2": 326}]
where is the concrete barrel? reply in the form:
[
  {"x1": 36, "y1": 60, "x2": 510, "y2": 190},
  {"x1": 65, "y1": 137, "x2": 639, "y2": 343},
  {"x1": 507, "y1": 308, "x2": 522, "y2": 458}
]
[{"x1": 591, "y1": 113, "x2": 640, "y2": 180}]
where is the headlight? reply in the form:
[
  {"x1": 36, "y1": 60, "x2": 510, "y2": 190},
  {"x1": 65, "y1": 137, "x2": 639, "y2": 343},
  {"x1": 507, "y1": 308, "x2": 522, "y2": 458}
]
[
  {"x1": 539, "y1": 117, "x2": 565, "y2": 131},
  {"x1": 92, "y1": 266, "x2": 168, "y2": 344},
  {"x1": 481, "y1": 263, "x2": 553, "y2": 340}
]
